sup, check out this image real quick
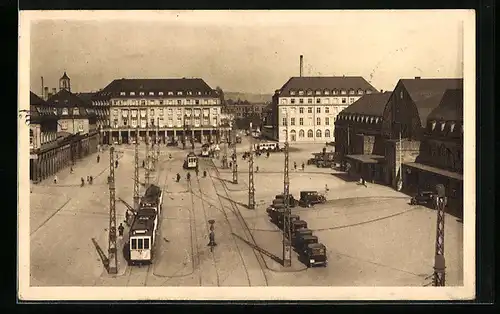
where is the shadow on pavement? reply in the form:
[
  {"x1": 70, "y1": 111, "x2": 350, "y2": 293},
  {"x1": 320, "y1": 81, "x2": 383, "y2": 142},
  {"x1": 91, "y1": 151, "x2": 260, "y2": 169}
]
[
  {"x1": 330, "y1": 172, "x2": 359, "y2": 182},
  {"x1": 231, "y1": 232, "x2": 283, "y2": 265}
]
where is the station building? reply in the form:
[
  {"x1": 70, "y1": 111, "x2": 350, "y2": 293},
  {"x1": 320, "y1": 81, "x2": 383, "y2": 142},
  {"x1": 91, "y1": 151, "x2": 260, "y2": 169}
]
[
  {"x1": 335, "y1": 77, "x2": 463, "y2": 213},
  {"x1": 91, "y1": 78, "x2": 227, "y2": 145},
  {"x1": 269, "y1": 76, "x2": 378, "y2": 143}
]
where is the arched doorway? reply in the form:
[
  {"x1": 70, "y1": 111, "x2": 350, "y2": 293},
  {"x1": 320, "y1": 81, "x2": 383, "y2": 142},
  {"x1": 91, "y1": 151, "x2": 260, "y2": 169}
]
[{"x1": 290, "y1": 130, "x2": 296, "y2": 141}]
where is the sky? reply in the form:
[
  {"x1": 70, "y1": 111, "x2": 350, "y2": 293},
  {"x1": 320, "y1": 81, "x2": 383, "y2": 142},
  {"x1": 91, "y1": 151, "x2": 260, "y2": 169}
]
[{"x1": 26, "y1": 10, "x2": 469, "y2": 95}]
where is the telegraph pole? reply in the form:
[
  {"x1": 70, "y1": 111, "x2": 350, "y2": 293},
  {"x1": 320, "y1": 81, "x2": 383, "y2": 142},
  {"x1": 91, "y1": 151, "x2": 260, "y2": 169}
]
[
  {"x1": 282, "y1": 111, "x2": 292, "y2": 267},
  {"x1": 107, "y1": 146, "x2": 118, "y2": 274},
  {"x1": 222, "y1": 125, "x2": 228, "y2": 169},
  {"x1": 144, "y1": 120, "x2": 151, "y2": 186},
  {"x1": 156, "y1": 117, "x2": 161, "y2": 164},
  {"x1": 433, "y1": 184, "x2": 447, "y2": 286},
  {"x1": 248, "y1": 122, "x2": 255, "y2": 209},
  {"x1": 232, "y1": 124, "x2": 238, "y2": 184},
  {"x1": 133, "y1": 125, "x2": 140, "y2": 210}
]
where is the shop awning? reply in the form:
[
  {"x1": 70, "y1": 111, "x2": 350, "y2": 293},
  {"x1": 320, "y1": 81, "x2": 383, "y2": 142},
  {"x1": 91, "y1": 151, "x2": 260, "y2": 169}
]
[
  {"x1": 346, "y1": 154, "x2": 385, "y2": 164},
  {"x1": 404, "y1": 162, "x2": 463, "y2": 181}
]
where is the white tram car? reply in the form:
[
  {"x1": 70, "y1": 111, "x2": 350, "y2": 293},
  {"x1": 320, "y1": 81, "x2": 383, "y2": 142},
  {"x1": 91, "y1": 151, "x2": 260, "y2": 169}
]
[
  {"x1": 200, "y1": 144, "x2": 211, "y2": 157},
  {"x1": 183, "y1": 152, "x2": 199, "y2": 169},
  {"x1": 128, "y1": 184, "x2": 163, "y2": 265}
]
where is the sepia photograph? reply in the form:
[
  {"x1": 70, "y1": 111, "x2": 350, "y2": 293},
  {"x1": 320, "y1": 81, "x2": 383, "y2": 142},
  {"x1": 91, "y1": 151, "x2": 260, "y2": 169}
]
[{"x1": 18, "y1": 10, "x2": 476, "y2": 301}]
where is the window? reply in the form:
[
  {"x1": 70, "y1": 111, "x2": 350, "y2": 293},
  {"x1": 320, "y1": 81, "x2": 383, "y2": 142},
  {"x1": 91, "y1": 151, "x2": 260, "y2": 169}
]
[
  {"x1": 131, "y1": 239, "x2": 137, "y2": 249},
  {"x1": 291, "y1": 98, "x2": 296, "y2": 104},
  {"x1": 137, "y1": 238, "x2": 143, "y2": 250},
  {"x1": 159, "y1": 100, "x2": 164, "y2": 105},
  {"x1": 291, "y1": 117, "x2": 296, "y2": 126},
  {"x1": 307, "y1": 90, "x2": 313, "y2": 96},
  {"x1": 149, "y1": 92, "x2": 154, "y2": 96},
  {"x1": 187, "y1": 91, "x2": 193, "y2": 95},
  {"x1": 177, "y1": 91, "x2": 183, "y2": 95},
  {"x1": 195, "y1": 100, "x2": 200, "y2": 105},
  {"x1": 358, "y1": 89, "x2": 364, "y2": 95},
  {"x1": 177, "y1": 100, "x2": 182, "y2": 105},
  {"x1": 176, "y1": 108, "x2": 182, "y2": 115},
  {"x1": 316, "y1": 98, "x2": 321, "y2": 104},
  {"x1": 316, "y1": 130, "x2": 322, "y2": 137},
  {"x1": 325, "y1": 90, "x2": 331, "y2": 95},
  {"x1": 325, "y1": 117, "x2": 330, "y2": 125},
  {"x1": 78, "y1": 122, "x2": 84, "y2": 131},
  {"x1": 168, "y1": 91, "x2": 174, "y2": 95},
  {"x1": 290, "y1": 90, "x2": 296, "y2": 96},
  {"x1": 307, "y1": 129, "x2": 313, "y2": 138},
  {"x1": 62, "y1": 108, "x2": 68, "y2": 115},
  {"x1": 60, "y1": 120, "x2": 68, "y2": 130},
  {"x1": 167, "y1": 99, "x2": 173, "y2": 105},
  {"x1": 120, "y1": 92, "x2": 126, "y2": 96},
  {"x1": 281, "y1": 99, "x2": 287, "y2": 105},
  {"x1": 177, "y1": 117, "x2": 182, "y2": 126},
  {"x1": 186, "y1": 99, "x2": 191, "y2": 104},
  {"x1": 299, "y1": 98, "x2": 304, "y2": 104},
  {"x1": 204, "y1": 99, "x2": 209, "y2": 105},
  {"x1": 341, "y1": 90, "x2": 346, "y2": 95},
  {"x1": 316, "y1": 107, "x2": 321, "y2": 114},
  {"x1": 159, "y1": 109, "x2": 164, "y2": 116},
  {"x1": 141, "y1": 100, "x2": 146, "y2": 106},
  {"x1": 342, "y1": 98, "x2": 347, "y2": 104},
  {"x1": 315, "y1": 90, "x2": 321, "y2": 95},
  {"x1": 159, "y1": 92, "x2": 164, "y2": 96},
  {"x1": 307, "y1": 107, "x2": 313, "y2": 113},
  {"x1": 308, "y1": 98, "x2": 313, "y2": 104},
  {"x1": 349, "y1": 98, "x2": 355, "y2": 104},
  {"x1": 73, "y1": 107, "x2": 79, "y2": 115},
  {"x1": 325, "y1": 129, "x2": 331, "y2": 137},
  {"x1": 130, "y1": 92, "x2": 135, "y2": 96},
  {"x1": 298, "y1": 90, "x2": 304, "y2": 96},
  {"x1": 316, "y1": 117, "x2": 321, "y2": 125},
  {"x1": 150, "y1": 109, "x2": 154, "y2": 116},
  {"x1": 299, "y1": 129, "x2": 305, "y2": 137},
  {"x1": 349, "y1": 89, "x2": 355, "y2": 95},
  {"x1": 299, "y1": 107, "x2": 304, "y2": 114},
  {"x1": 139, "y1": 92, "x2": 145, "y2": 96},
  {"x1": 325, "y1": 107, "x2": 330, "y2": 113},
  {"x1": 150, "y1": 118, "x2": 155, "y2": 126},
  {"x1": 282, "y1": 118, "x2": 287, "y2": 126},
  {"x1": 299, "y1": 118, "x2": 304, "y2": 125},
  {"x1": 400, "y1": 91, "x2": 403, "y2": 99}
]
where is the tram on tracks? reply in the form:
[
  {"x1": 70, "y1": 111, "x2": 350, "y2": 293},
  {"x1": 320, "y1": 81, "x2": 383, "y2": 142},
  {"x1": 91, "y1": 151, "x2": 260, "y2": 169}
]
[
  {"x1": 200, "y1": 143, "x2": 211, "y2": 157},
  {"x1": 183, "y1": 152, "x2": 199, "y2": 170},
  {"x1": 127, "y1": 184, "x2": 163, "y2": 265}
]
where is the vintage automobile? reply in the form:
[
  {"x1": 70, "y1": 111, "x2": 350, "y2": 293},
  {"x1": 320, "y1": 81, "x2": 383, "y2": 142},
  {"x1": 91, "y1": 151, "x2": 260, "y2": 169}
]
[
  {"x1": 295, "y1": 235, "x2": 319, "y2": 254},
  {"x1": 273, "y1": 194, "x2": 298, "y2": 208},
  {"x1": 299, "y1": 191, "x2": 327, "y2": 208},
  {"x1": 292, "y1": 228, "x2": 313, "y2": 245},
  {"x1": 410, "y1": 190, "x2": 436, "y2": 205},
  {"x1": 303, "y1": 243, "x2": 328, "y2": 267},
  {"x1": 290, "y1": 220, "x2": 308, "y2": 236}
]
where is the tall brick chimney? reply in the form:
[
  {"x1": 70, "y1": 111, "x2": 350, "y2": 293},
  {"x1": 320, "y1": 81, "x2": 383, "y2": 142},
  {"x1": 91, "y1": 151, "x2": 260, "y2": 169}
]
[{"x1": 300, "y1": 55, "x2": 303, "y2": 77}]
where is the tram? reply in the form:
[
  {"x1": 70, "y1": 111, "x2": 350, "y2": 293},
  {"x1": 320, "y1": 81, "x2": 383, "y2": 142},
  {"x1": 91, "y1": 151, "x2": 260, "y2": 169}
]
[
  {"x1": 183, "y1": 152, "x2": 199, "y2": 170},
  {"x1": 128, "y1": 184, "x2": 163, "y2": 265},
  {"x1": 200, "y1": 143, "x2": 211, "y2": 157}
]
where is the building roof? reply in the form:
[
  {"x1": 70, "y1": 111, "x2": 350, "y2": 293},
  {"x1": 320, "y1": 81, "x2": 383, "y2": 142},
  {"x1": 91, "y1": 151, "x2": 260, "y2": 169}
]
[
  {"x1": 75, "y1": 92, "x2": 95, "y2": 106},
  {"x1": 426, "y1": 89, "x2": 463, "y2": 122},
  {"x1": 340, "y1": 91, "x2": 392, "y2": 117},
  {"x1": 47, "y1": 89, "x2": 87, "y2": 108},
  {"x1": 30, "y1": 92, "x2": 46, "y2": 106},
  {"x1": 93, "y1": 78, "x2": 219, "y2": 100},
  {"x1": 277, "y1": 76, "x2": 378, "y2": 96},
  {"x1": 400, "y1": 78, "x2": 463, "y2": 125},
  {"x1": 60, "y1": 72, "x2": 70, "y2": 80}
]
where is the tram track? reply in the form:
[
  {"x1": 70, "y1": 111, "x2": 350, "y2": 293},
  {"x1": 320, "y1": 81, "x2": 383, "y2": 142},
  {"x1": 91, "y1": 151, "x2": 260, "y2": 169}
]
[{"x1": 203, "y1": 159, "x2": 268, "y2": 286}]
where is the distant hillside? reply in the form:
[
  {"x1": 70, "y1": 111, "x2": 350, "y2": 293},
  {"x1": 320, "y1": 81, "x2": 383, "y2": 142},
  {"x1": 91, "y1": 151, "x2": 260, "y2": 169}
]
[{"x1": 224, "y1": 92, "x2": 273, "y2": 103}]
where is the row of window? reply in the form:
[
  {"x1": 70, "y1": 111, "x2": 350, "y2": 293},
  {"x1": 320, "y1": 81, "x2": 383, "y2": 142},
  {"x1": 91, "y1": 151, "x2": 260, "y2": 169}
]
[
  {"x1": 282, "y1": 117, "x2": 335, "y2": 126},
  {"x1": 281, "y1": 106, "x2": 346, "y2": 115},
  {"x1": 111, "y1": 98, "x2": 220, "y2": 106},
  {"x1": 429, "y1": 121, "x2": 463, "y2": 134},
  {"x1": 59, "y1": 120, "x2": 85, "y2": 131},
  {"x1": 281, "y1": 97, "x2": 356, "y2": 105},
  {"x1": 289, "y1": 89, "x2": 371, "y2": 96},
  {"x1": 289, "y1": 129, "x2": 332, "y2": 138},
  {"x1": 112, "y1": 108, "x2": 218, "y2": 117},
  {"x1": 119, "y1": 90, "x2": 214, "y2": 97},
  {"x1": 111, "y1": 117, "x2": 218, "y2": 128},
  {"x1": 131, "y1": 238, "x2": 150, "y2": 250}
]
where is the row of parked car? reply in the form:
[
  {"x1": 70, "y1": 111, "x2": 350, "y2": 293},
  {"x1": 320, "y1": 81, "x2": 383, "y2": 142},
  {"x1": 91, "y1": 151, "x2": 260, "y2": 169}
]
[{"x1": 266, "y1": 193, "x2": 328, "y2": 267}]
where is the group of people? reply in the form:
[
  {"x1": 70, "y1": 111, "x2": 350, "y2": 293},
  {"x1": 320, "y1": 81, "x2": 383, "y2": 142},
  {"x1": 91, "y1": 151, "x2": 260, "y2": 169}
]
[
  {"x1": 176, "y1": 169, "x2": 208, "y2": 182},
  {"x1": 81, "y1": 175, "x2": 93, "y2": 186}
]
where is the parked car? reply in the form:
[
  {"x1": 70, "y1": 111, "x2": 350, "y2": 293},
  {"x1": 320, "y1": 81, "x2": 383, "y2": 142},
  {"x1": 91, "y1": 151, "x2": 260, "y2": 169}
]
[
  {"x1": 299, "y1": 191, "x2": 326, "y2": 207},
  {"x1": 410, "y1": 191, "x2": 436, "y2": 205}
]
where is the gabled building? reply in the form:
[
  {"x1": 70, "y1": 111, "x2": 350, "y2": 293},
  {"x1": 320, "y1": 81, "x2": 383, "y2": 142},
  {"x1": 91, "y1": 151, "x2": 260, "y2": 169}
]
[
  {"x1": 91, "y1": 78, "x2": 225, "y2": 145},
  {"x1": 47, "y1": 89, "x2": 97, "y2": 135},
  {"x1": 271, "y1": 76, "x2": 378, "y2": 143},
  {"x1": 29, "y1": 91, "x2": 58, "y2": 151}
]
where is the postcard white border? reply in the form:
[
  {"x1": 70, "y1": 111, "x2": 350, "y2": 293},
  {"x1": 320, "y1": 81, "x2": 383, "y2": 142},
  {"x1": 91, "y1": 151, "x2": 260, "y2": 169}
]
[{"x1": 18, "y1": 9, "x2": 476, "y2": 301}]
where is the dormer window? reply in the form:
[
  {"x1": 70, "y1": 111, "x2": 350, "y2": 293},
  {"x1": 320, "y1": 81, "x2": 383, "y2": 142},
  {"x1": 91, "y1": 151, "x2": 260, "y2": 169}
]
[
  {"x1": 306, "y1": 90, "x2": 313, "y2": 96},
  {"x1": 197, "y1": 91, "x2": 202, "y2": 95},
  {"x1": 139, "y1": 92, "x2": 145, "y2": 96},
  {"x1": 298, "y1": 90, "x2": 304, "y2": 96},
  {"x1": 159, "y1": 92, "x2": 164, "y2": 96},
  {"x1": 130, "y1": 92, "x2": 135, "y2": 96},
  {"x1": 331, "y1": 89, "x2": 336, "y2": 95},
  {"x1": 366, "y1": 90, "x2": 373, "y2": 94},
  {"x1": 290, "y1": 90, "x2": 296, "y2": 96},
  {"x1": 120, "y1": 92, "x2": 126, "y2": 96},
  {"x1": 73, "y1": 108, "x2": 79, "y2": 115},
  {"x1": 358, "y1": 89, "x2": 364, "y2": 95},
  {"x1": 315, "y1": 90, "x2": 321, "y2": 95},
  {"x1": 168, "y1": 91, "x2": 174, "y2": 95},
  {"x1": 440, "y1": 122, "x2": 445, "y2": 131},
  {"x1": 349, "y1": 89, "x2": 355, "y2": 95},
  {"x1": 177, "y1": 91, "x2": 183, "y2": 95},
  {"x1": 62, "y1": 108, "x2": 68, "y2": 115},
  {"x1": 450, "y1": 123, "x2": 456, "y2": 132},
  {"x1": 187, "y1": 91, "x2": 193, "y2": 95},
  {"x1": 341, "y1": 90, "x2": 346, "y2": 95},
  {"x1": 431, "y1": 121, "x2": 437, "y2": 130},
  {"x1": 53, "y1": 108, "x2": 57, "y2": 115},
  {"x1": 149, "y1": 92, "x2": 154, "y2": 96}
]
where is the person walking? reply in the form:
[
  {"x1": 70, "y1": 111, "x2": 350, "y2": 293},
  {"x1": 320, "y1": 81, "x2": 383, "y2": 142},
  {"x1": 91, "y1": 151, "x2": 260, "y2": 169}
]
[
  {"x1": 87, "y1": 176, "x2": 90, "y2": 183},
  {"x1": 125, "y1": 211, "x2": 130, "y2": 226},
  {"x1": 142, "y1": 160, "x2": 145, "y2": 168},
  {"x1": 115, "y1": 160, "x2": 119, "y2": 168},
  {"x1": 203, "y1": 170, "x2": 207, "y2": 178},
  {"x1": 256, "y1": 166, "x2": 259, "y2": 173},
  {"x1": 294, "y1": 161, "x2": 297, "y2": 170},
  {"x1": 53, "y1": 175, "x2": 58, "y2": 184},
  {"x1": 97, "y1": 155, "x2": 100, "y2": 163},
  {"x1": 118, "y1": 223, "x2": 124, "y2": 237},
  {"x1": 176, "y1": 173, "x2": 181, "y2": 182},
  {"x1": 301, "y1": 162, "x2": 305, "y2": 171},
  {"x1": 186, "y1": 172, "x2": 191, "y2": 181},
  {"x1": 89, "y1": 176, "x2": 93, "y2": 185},
  {"x1": 70, "y1": 166, "x2": 74, "y2": 174},
  {"x1": 80, "y1": 177, "x2": 85, "y2": 187}
]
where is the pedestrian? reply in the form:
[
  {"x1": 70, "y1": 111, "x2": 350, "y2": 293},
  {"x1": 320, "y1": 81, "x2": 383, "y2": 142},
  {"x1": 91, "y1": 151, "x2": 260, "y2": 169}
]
[
  {"x1": 169, "y1": 153, "x2": 172, "y2": 160},
  {"x1": 125, "y1": 211, "x2": 130, "y2": 225},
  {"x1": 115, "y1": 160, "x2": 119, "y2": 168},
  {"x1": 89, "y1": 176, "x2": 93, "y2": 185},
  {"x1": 80, "y1": 177, "x2": 85, "y2": 187},
  {"x1": 266, "y1": 151, "x2": 270, "y2": 158},
  {"x1": 118, "y1": 223, "x2": 124, "y2": 237},
  {"x1": 195, "y1": 168, "x2": 199, "y2": 177},
  {"x1": 229, "y1": 161, "x2": 233, "y2": 168},
  {"x1": 301, "y1": 162, "x2": 305, "y2": 171},
  {"x1": 208, "y1": 230, "x2": 216, "y2": 247},
  {"x1": 362, "y1": 177, "x2": 367, "y2": 187},
  {"x1": 53, "y1": 175, "x2": 58, "y2": 184},
  {"x1": 97, "y1": 155, "x2": 100, "y2": 163},
  {"x1": 87, "y1": 175, "x2": 90, "y2": 183},
  {"x1": 294, "y1": 161, "x2": 297, "y2": 170},
  {"x1": 142, "y1": 160, "x2": 145, "y2": 168},
  {"x1": 256, "y1": 166, "x2": 259, "y2": 173},
  {"x1": 187, "y1": 172, "x2": 191, "y2": 181},
  {"x1": 203, "y1": 170, "x2": 207, "y2": 178},
  {"x1": 176, "y1": 173, "x2": 181, "y2": 182},
  {"x1": 70, "y1": 166, "x2": 74, "y2": 174},
  {"x1": 325, "y1": 184, "x2": 329, "y2": 194}
]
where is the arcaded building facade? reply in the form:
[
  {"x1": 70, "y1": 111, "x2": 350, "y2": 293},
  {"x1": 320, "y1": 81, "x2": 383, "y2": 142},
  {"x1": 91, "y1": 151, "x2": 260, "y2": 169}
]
[
  {"x1": 270, "y1": 76, "x2": 378, "y2": 143},
  {"x1": 92, "y1": 78, "x2": 226, "y2": 145}
]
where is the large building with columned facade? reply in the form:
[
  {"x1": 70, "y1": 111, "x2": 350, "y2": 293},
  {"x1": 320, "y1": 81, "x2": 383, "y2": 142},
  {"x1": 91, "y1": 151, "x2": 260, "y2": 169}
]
[
  {"x1": 91, "y1": 78, "x2": 226, "y2": 145},
  {"x1": 269, "y1": 76, "x2": 379, "y2": 143}
]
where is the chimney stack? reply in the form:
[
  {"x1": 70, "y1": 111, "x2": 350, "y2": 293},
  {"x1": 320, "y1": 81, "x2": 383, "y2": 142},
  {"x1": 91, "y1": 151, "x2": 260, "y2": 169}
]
[
  {"x1": 299, "y1": 55, "x2": 303, "y2": 77},
  {"x1": 41, "y1": 76, "x2": 44, "y2": 98},
  {"x1": 415, "y1": 76, "x2": 421, "y2": 79},
  {"x1": 44, "y1": 87, "x2": 49, "y2": 100}
]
